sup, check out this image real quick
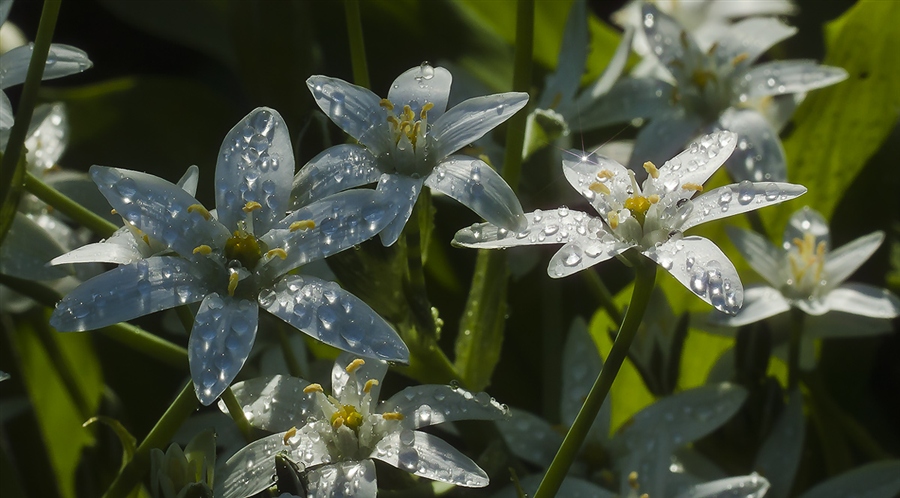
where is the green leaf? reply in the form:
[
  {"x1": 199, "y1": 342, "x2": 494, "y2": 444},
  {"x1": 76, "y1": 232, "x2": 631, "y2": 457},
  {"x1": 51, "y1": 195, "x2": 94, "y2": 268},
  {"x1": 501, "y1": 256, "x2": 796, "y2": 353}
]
[
  {"x1": 0, "y1": 152, "x2": 27, "y2": 248},
  {"x1": 767, "y1": 0, "x2": 900, "y2": 228},
  {"x1": 83, "y1": 416, "x2": 137, "y2": 471}
]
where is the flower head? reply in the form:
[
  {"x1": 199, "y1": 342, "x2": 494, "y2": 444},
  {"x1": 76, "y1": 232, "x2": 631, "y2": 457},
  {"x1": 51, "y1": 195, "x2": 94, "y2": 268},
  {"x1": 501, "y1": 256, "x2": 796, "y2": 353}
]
[
  {"x1": 50, "y1": 107, "x2": 408, "y2": 405},
  {"x1": 297, "y1": 63, "x2": 528, "y2": 245},
  {"x1": 454, "y1": 131, "x2": 806, "y2": 314},
  {"x1": 218, "y1": 353, "x2": 509, "y2": 497}
]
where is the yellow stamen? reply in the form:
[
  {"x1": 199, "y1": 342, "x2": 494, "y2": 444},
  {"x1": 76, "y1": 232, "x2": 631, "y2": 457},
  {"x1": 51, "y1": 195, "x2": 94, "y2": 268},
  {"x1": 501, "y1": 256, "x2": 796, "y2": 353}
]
[
  {"x1": 283, "y1": 426, "x2": 297, "y2": 444},
  {"x1": 345, "y1": 358, "x2": 365, "y2": 373},
  {"x1": 608, "y1": 211, "x2": 620, "y2": 230},
  {"x1": 364, "y1": 379, "x2": 379, "y2": 393},
  {"x1": 386, "y1": 115, "x2": 401, "y2": 128},
  {"x1": 242, "y1": 201, "x2": 262, "y2": 213},
  {"x1": 420, "y1": 102, "x2": 434, "y2": 120},
  {"x1": 289, "y1": 219, "x2": 316, "y2": 232},
  {"x1": 682, "y1": 182, "x2": 704, "y2": 192},
  {"x1": 331, "y1": 415, "x2": 344, "y2": 429},
  {"x1": 732, "y1": 52, "x2": 749, "y2": 66},
  {"x1": 629, "y1": 471, "x2": 640, "y2": 490},
  {"x1": 227, "y1": 271, "x2": 239, "y2": 296},
  {"x1": 623, "y1": 196, "x2": 652, "y2": 215},
  {"x1": 402, "y1": 105, "x2": 414, "y2": 122},
  {"x1": 345, "y1": 410, "x2": 363, "y2": 428},
  {"x1": 193, "y1": 245, "x2": 212, "y2": 255},
  {"x1": 187, "y1": 204, "x2": 211, "y2": 220},
  {"x1": 642, "y1": 161, "x2": 660, "y2": 179},
  {"x1": 265, "y1": 248, "x2": 287, "y2": 260},
  {"x1": 597, "y1": 170, "x2": 615, "y2": 180},
  {"x1": 589, "y1": 182, "x2": 611, "y2": 195},
  {"x1": 142, "y1": 234, "x2": 150, "y2": 246},
  {"x1": 110, "y1": 208, "x2": 117, "y2": 215},
  {"x1": 648, "y1": 194, "x2": 660, "y2": 204},
  {"x1": 382, "y1": 412, "x2": 404, "y2": 421},
  {"x1": 303, "y1": 383, "x2": 324, "y2": 394},
  {"x1": 379, "y1": 98, "x2": 394, "y2": 111}
]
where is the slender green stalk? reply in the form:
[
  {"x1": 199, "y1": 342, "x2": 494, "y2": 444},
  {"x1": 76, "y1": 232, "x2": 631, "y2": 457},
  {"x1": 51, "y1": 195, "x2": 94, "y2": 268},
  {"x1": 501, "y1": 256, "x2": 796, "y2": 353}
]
[
  {"x1": 276, "y1": 324, "x2": 305, "y2": 378},
  {"x1": 787, "y1": 307, "x2": 805, "y2": 390},
  {"x1": 533, "y1": 255, "x2": 657, "y2": 498},
  {"x1": 344, "y1": 0, "x2": 370, "y2": 89},
  {"x1": 403, "y1": 193, "x2": 437, "y2": 338},
  {"x1": 582, "y1": 268, "x2": 622, "y2": 324},
  {"x1": 102, "y1": 381, "x2": 198, "y2": 498},
  {"x1": 25, "y1": 172, "x2": 118, "y2": 238},
  {"x1": 501, "y1": 0, "x2": 534, "y2": 190},
  {"x1": 33, "y1": 318, "x2": 93, "y2": 419},
  {"x1": 0, "y1": 0, "x2": 62, "y2": 247},
  {"x1": 221, "y1": 387, "x2": 254, "y2": 442}
]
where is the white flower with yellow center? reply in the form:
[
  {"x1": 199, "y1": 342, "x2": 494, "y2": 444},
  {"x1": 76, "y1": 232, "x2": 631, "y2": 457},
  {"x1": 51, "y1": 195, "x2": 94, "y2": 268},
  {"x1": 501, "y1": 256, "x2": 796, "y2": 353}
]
[
  {"x1": 454, "y1": 131, "x2": 806, "y2": 314},
  {"x1": 218, "y1": 353, "x2": 509, "y2": 497}
]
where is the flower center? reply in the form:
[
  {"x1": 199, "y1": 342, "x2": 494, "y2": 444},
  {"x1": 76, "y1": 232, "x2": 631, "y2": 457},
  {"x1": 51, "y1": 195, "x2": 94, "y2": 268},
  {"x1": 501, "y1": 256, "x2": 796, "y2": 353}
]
[
  {"x1": 331, "y1": 404, "x2": 364, "y2": 431},
  {"x1": 380, "y1": 98, "x2": 434, "y2": 153},
  {"x1": 224, "y1": 229, "x2": 264, "y2": 270},
  {"x1": 786, "y1": 233, "x2": 826, "y2": 297}
]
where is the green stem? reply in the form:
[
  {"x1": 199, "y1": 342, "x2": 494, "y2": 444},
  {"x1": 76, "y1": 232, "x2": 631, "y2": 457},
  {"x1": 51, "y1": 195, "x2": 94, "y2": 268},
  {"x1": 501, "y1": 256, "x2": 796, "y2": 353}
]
[
  {"x1": 0, "y1": 0, "x2": 62, "y2": 246},
  {"x1": 533, "y1": 255, "x2": 657, "y2": 498},
  {"x1": 344, "y1": 0, "x2": 370, "y2": 90},
  {"x1": 787, "y1": 308, "x2": 805, "y2": 390},
  {"x1": 33, "y1": 317, "x2": 93, "y2": 419},
  {"x1": 102, "y1": 381, "x2": 198, "y2": 498},
  {"x1": 500, "y1": 0, "x2": 534, "y2": 190},
  {"x1": 276, "y1": 324, "x2": 305, "y2": 378},
  {"x1": 221, "y1": 387, "x2": 254, "y2": 442},
  {"x1": 25, "y1": 172, "x2": 118, "y2": 238},
  {"x1": 404, "y1": 192, "x2": 437, "y2": 338},
  {"x1": 582, "y1": 268, "x2": 622, "y2": 324}
]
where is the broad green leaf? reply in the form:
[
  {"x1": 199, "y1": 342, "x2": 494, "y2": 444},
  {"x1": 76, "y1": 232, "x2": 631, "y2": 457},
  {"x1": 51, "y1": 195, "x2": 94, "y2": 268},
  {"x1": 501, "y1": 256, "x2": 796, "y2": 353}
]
[
  {"x1": 83, "y1": 416, "x2": 137, "y2": 471},
  {"x1": 8, "y1": 317, "x2": 103, "y2": 498},
  {"x1": 766, "y1": 0, "x2": 900, "y2": 229}
]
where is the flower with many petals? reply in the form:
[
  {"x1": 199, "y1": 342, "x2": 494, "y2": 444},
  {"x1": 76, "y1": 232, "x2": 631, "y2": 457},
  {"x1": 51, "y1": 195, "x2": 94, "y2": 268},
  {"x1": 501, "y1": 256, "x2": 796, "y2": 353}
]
[
  {"x1": 49, "y1": 107, "x2": 408, "y2": 405},
  {"x1": 296, "y1": 63, "x2": 528, "y2": 245},
  {"x1": 454, "y1": 131, "x2": 806, "y2": 314},
  {"x1": 218, "y1": 353, "x2": 509, "y2": 497}
]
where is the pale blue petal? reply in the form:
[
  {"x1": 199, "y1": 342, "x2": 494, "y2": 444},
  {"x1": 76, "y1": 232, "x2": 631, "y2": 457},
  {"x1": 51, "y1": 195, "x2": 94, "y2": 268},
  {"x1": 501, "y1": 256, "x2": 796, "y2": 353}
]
[
  {"x1": 675, "y1": 474, "x2": 770, "y2": 498},
  {"x1": 306, "y1": 461, "x2": 377, "y2": 498},
  {"x1": 430, "y1": 92, "x2": 528, "y2": 160},
  {"x1": 331, "y1": 351, "x2": 388, "y2": 409},
  {"x1": 680, "y1": 182, "x2": 806, "y2": 232},
  {"x1": 0, "y1": 0, "x2": 11, "y2": 25},
  {"x1": 426, "y1": 155, "x2": 526, "y2": 232},
  {"x1": 382, "y1": 385, "x2": 508, "y2": 430},
  {"x1": 215, "y1": 107, "x2": 294, "y2": 235},
  {"x1": 798, "y1": 460, "x2": 900, "y2": 498},
  {"x1": 0, "y1": 91, "x2": 12, "y2": 131},
  {"x1": 718, "y1": 108, "x2": 786, "y2": 182},
  {"x1": 220, "y1": 375, "x2": 315, "y2": 432},
  {"x1": 726, "y1": 226, "x2": 783, "y2": 287},
  {"x1": 823, "y1": 231, "x2": 884, "y2": 289},
  {"x1": 711, "y1": 285, "x2": 790, "y2": 327},
  {"x1": 375, "y1": 174, "x2": 423, "y2": 246},
  {"x1": 576, "y1": 77, "x2": 674, "y2": 131},
  {"x1": 824, "y1": 284, "x2": 900, "y2": 319},
  {"x1": 0, "y1": 43, "x2": 92, "y2": 89},
  {"x1": 50, "y1": 238, "x2": 145, "y2": 266},
  {"x1": 641, "y1": 4, "x2": 703, "y2": 82},
  {"x1": 306, "y1": 75, "x2": 390, "y2": 150},
  {"x1": 290, "y1": 144, "x2": 380, "y2": 207},
  {"x1": 218, "y1": 432, "x2": 289, "y2": 498},
  {"x1": 387, "y1": 64, "x2": 453, "y2": 121},
  {"x1": 452, "y1": 208, "x2": 604, "y2": 249},
  {"x1": 537, "y1": 0, "x2": 588, "y2": 112},
  {"x1": 371, "y1": 430, "x2": 489, "y2": 487},
  {"x1": 561, "y1": 151, "x2": 631, "y2": 217},
  {"x1": 547, "y1": 237, "x2": 632, "y2": 279},
  {"x1": 707, "y1": 0, "x2": 796, "y2": 18},
  {"x1": 740, "y1": 61, "x2": 848, "y2": 99},
  {"x1": 627, "y1": 110, "x2": 706, "y2": 172},
  {"x1": 755, "y1": 389, "x2": 804, "y2": 498},
  {"x1": 189, "y1": 294, "x2": 259, "y2": 405},
  {"x1": 496, "y1": 409, "x2": 563, "y2": 468},
  {"x1": 644, "y1": 236, "x2": 744, "y2": 315},
  {"x1": 50, "y1": 256, "x2": 209, "y2": 331},
  {"x1": 260, "y1": 274, "x2": 409, "y2": 363},
  {"x1": 560, "y1": 317, "x2": 609, "y2": 445},
  {"x1": 0, "y1": 213, "x2": 69, "y2": 280},
  {"x1": 644, "y1": 130, "x2": 737, "y2": 201},
  {"x1": 90, "y1": 166, "x2": 230, "y2": 259},
  {"x1": 176, "y1": 165, "x2": 200, "y2": 196},
  {"x1": 713, "y1": 17, "x2": 797, "y2": 68},
  {"x1": 24, "y1": 103, "x2": 67, "y2": 171},
  {"x1": 783, "y1": 207, "x2": 830, "y2": 251},
  {"x1": 572, "y1": 27, "x2": 635, "y2": 113}
]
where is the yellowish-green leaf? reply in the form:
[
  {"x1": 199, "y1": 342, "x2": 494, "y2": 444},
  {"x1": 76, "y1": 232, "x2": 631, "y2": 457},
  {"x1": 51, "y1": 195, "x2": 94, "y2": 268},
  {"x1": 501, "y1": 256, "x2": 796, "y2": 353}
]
[{"x1": 83, "y1": 416, "x2": 137, "y2": 471}]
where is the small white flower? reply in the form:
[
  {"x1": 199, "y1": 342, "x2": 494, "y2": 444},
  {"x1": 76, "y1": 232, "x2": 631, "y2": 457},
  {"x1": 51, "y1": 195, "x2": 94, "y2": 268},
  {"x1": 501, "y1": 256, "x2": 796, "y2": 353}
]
[
  {"x1": 454, "y1": 131, "x2": 807, "y2": 314},
  {"x1": 217, "y1": 353, "x2": 509, "y2": 497},
  {"x1": 298, "y1": 63, "x2": 528, "y2": 246}
]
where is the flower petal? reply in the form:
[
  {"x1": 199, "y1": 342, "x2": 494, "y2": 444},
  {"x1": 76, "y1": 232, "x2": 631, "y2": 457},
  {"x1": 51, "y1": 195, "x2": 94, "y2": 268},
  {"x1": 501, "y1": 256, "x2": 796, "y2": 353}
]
[
  {"x1": 0, "y1": 213, "x2": 70, "y2": 280},
  {"x1": 0, "y1": 43, "x2": 91, "y2": 89},
  {"x1": 710, "y1": 285, "x2": 790, "y2": 327},
  {"x1": 739, "y1": 60, "x2": 848, "y2": 99},
  {"x1": 798, "y1": 460, "x2": 900, "y2": 498},
  {"x1": 176, "y1": 164, "x2": 200, "y2": 197},
  {"x1": 306, "y1": 461, "x2": 377, "y2": 498},
  {"x1": 260, "y1": 274, "x2": 409, "y2": 363},
  {"x1": 427, "y1": 156, "x2": 526, "y2": 231},
  {"x1": 806, "y1": 311, "x2": 894, "y2": 339},
  {"x1": 644, "y1": 236, "x2": 744, "y2": 315},
  {"x1": 537, "y1": 0, "x2": 589, "y2": 112},
  {"x1": 290, "y1": 144, "x2": 381, "y2": 208},
  {"x1": 331, "y1": 351, "x2": 388, "y2": 409},
  {"x1": 50, "y1": 228, "x2": 146, "y2": 266},
  {"x1": 24, "y1": 103, "x2": 68, "y2": 171},
  {"x1": 218, "y1": 432, "x2": 288, "y2": 498},
  {"x1": 675, "y1": 474, "x2": 770, "y2": 498},
  {"x1": 50, "y1": 256, "x2": 208, "y2": 331},
  {"x1": 726, "y1": 226, "x2": 783, "y2": 288},
  {"x1": 0, "y1": 91, "x2": 12, "y2": 131},
  {"x1": 189, "y1": 294, "x2": 259, "y2": 405},
  {"x1": 90, "y1": 166, "x2": 230, "y2": 259},
  {"x1": 375, "y1": 174, "x2": 423, "y2": 246},
  {"x1": 430, "y1": 92, "x2": 528, "y2": 160},
  {"x1": 627, "y1": 109, "x2": 706, "y2": 172},
  {"x1": 547, "y1": 238, "x2": 632, "y2": 279},
  {"x1": 707, "y1": 0, "x2": 796, "y2": 19},
  {"x1": 306, "y1": 75, "x2": 389, "y2": 149},
  {"x1": 215, "y1": 107, "x2": 294, "y2": 235},
  {"x1": 824, "y1": 284, "x2": 900, "y2": 319},
  {"x1": 719, "y1": 108, "x2": 787, "y2": 182},
  {"x1": 453, "y1": 208, "x2": 599, "y2": 249},
  {"x1": 823, "y1": 231, "x2": 884, "y2": 289},
  {"x1": 561, "y1": 151, "x2": 632, "y2": 217},
  {"x1": 221, "y1": 375, "x2": 315, "y2": 432},
  {"x1": 645, "y1": 131, "x2": 738, "y2": 201},
  {"x1": 572, "y1": 26, "x2": 635, "y2": 113},
  {"x1": 382, "y1": 385, "x2": 508, "y2": 430},
  {"x1": 641, "y1": 3, "x2": 703, "y2": 82},
  {"x1": 577, "y1": 77, "x2": 674, "y2": 130},
  {"x1": 371, "y1": 430, "x2": 489, "y2": 487},
  {"x1": 713, "y1": 17, "x2": 797, "y2": 68},
  {"x1": 560, "y1": 318, "x2": 609, "y2": 445},
  {"x1": 754, "y1": 389, "x2": 804, "y2": 498},
  {"x1": 496, "y1": 409, "x2": 563, "y2": 468},
  {"x1": 387, "y1": 64, "x2": 453, "y2": 120},
  {"x1": 680, "y1": 181, "x2": 806, "y2": 232}
]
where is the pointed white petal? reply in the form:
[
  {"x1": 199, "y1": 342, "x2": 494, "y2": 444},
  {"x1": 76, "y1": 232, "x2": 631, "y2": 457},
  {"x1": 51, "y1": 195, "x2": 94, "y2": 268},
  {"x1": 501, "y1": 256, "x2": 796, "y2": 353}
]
[
  {"x1": 331, "y1": 351, "x2": 388, "y2": 408},
  {"x1": 218, "y1": 432, "x2": 288, "y2": 498},
  {"x1": 676, "y1": 474, "x2": 770, "y2": 498},
  {"x1": 189, "y1": 294, "x2": 259, "y2": 406},
  {"x1": 221, "y1": 375, "x2": 315, "y2": 432},
  {"x1": 798, "y1": 460, "x2": 900, "y2": 498},
  {"x1": 0, "y1": 91, "x2": 12, "y2": 131},
  {"x1": 824, "y1": 284, "x2": 900, "y2": 319},
  {"x1": 50, "y1": 256, "x2": 208, "y2": 331},
  {"x1": 710, "y1": 285, "x2": 790, "y2": 327},
  {"x1": 0, "y1": 213, "x2": 70, "y2": 280},
  {"x1": 645, "y1": 131, "x2": 738, "y2": 201},
  {"x1": 24, "y1": 103, "x2": 68, "y2": 171},
  {"x1": 291, "y1": 144, "x2": 380, "y2": 208},
  {"x1": 375, "y1": 174, "x2": 423, "y2": 246},
  {"x1": 726, "y1": 226, "x2": 783, "y2": 287},
  {"x1": 427, "y1": 155, "x2": 526, "y2": 232},
  {"x1": 561, "y1": 151, "x2": 632, "y2": 217},
  {"x1": 0, "y1": 1, "x2": 11, "y2": 27},
  {"x1": 707, "y1": 0, "x2": 796, "y2": 19},
  {"x1": 713, "y1": 17, "x2": 797, "y2": 68},
  {"x1": 0, "y1": 43, "x2": 91, "y2": 89},
  {"x1": 387, "y1": 65, "x2": 453, "y2": 121},
  {"x1": 719, "y1": 108, "x2": 787, "y2": 183},
  {"x1": 740, "y1": 60, "x2": 848, "y2": 99},
  {"x1": 576, "y1": 77, "x2": 674, "y2": 130},
  {"x1": 306, "y1": 75, "x2": 388, "y2": 148},
  {"x1": 627, "y1": 110, "x2": 706, "y2": 172},
  {"x1": 260, "y1": 274, "x2": 409, "y2": 363},
  {"x1": 382, "y1": 385, "x2": 508, "y2": 430},
  {"x1": 560, "y1": 317, "x2": 609, "y2": 445},
  {"x1": 823, "y1": 231, "x2": 884, "y2": 289},
  {"x1": 496, "y1": 409, "x2": 563, "y2": 468},
  {"x1": 453, "y1": 208, "x2": 603, "y2": 249},
  {"x1": 641, "y1": 3, "x2": 703, "y2": 82},
  {"x1": 573, "y1": 27, "x2": 635, "y2": 110},
  {"x1": 755, "y1": 389, "x2": 804, "y2": 498},
  {"x1": 371, "y1": 430, "x2": 489, "y2": 487},
  {"x1": 644, "y1": 236, "x2": 744, "y2": 315},
  {"x1": 537, "y1": 0, "x2": 589, "y2": 111},
  {"x1": 176, "y1": 165, "x2": 200, "y2": 196},
  {"x1": 90, "y1": 166, "x2": 230, "y2": 259},
  {"x1": 430, "y1": 92, "x2": 528, "y2": 160},
  {"x1": 306, "y1": 461, "x2": 377, "y2": 498},
  {"x1": 50, "y1": 239, "x2": 144, "y2": 266},
  {"x1": 547, "y1": 238, "x2": 632, "y2": 278},
  {"x1": 680, "y1": 181, "x2": 806, "y2": 232}
]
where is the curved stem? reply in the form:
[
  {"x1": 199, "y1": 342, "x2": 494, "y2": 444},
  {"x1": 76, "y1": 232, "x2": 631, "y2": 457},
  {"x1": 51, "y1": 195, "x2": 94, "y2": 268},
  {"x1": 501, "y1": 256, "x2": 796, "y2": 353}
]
[
  {"x1": 25, "y1": 172, "x2": 119, "y2": 238},
  {"x1": 533, "y1": 255, "x2": 657, "y2": 498},
  {"x1": 501, "y1": 0, "x2": 534, "y2": 189},
  {"x1": 787, "y1": 307, "x2": 805, "y2": 390},
  {"x1": 344, "y1": 0, "x2": 370, "y2": 90},
  {"x1": 582, "y1": 268, "x2": 622, "y2": 324}
]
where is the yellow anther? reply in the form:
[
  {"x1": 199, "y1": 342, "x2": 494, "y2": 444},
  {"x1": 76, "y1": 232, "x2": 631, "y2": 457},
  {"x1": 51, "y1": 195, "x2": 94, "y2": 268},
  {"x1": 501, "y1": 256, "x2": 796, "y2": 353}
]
[
  {"x1": 707, "y1": 41, "x2": 720, "y2": 55},
  {"x1": 382, "y1": 412, "x2": 405, "y2": 421},
  {"x1": 345, "y1": 410, "x2": 363, "y2": 428},
  {"x1": 732, "y1": 52, "x2": 749, "y2": 66},
  {"x1": 188, "y1": 204, "x2": 211, "y2": 220},
  {"x1": 242, "y1": 201, "x2": 262, "y2": 213},
  {"x1": 682, "y1": 182, "x2": 704, "y2": 192},
  {"x1": 345, "y1": 358, "x2": 366, "y2": 373},
  {"x1": 386, "y1": 115, "x2": 401, "y2": 128},
  {"x1": 283, "y1": 426, "x2": 297, "y2": 444},
  {"x1": 420, "y1": 102, "x2": 434, "y2": 120},
  {"x1": 648, "y1": 194, "x2": 660, "y2": 204},
  {"x1": 303, "y1": 383, "x2": 324, "y2": 394},
  {"x1": 379, "y1": 99, "x2": 394, "y2": 111},
  {"x1": 629, "y1": 471, "x2": 640, "y2": 489},
  {"x1": 692, "y1": 70, "x2": 714, "y2": 89},
  {"x1": 331, "y1": 415, "x2": 344, "y2": 429},
  {"x1": 597, "y1": 170, "x2": 615, "y2": 180},
  {"x1": 110, "y1": 208, "x2": 117, "y2": 215},
  {"x1": 624, "y1": 196, "x2": 652, "y2": 215},
  {"x1": 266, "y1": 248, "x2": 287, "y2": 260},
  {"x1": 142, "y1": 234, "x2": 150, "y2": 246},
  {"x1": 193, "y1": 245, "x2": 212, "y2": 255},
  {"x1": 412, "y1": 121, "x2": 422, "y2": 140},
  {"x1": 364, "y1": 379, "x2": 379, "y2": 393},
  {"x1": 227, "y1": 271, "x2": 239, "y2": 296},
  {"x1": 402, "y1": 105, "x2": 414, "y2": 122},
  {"x1": 608, "y1": 211, "x2": 620, "y2": 229},
  {"x1": 642, "y1": 161, "x2": 660, "y2": 179},
  {"x1": 289, "y1": 219, "x2": 316, "y2": 232},
  {"x1": 589, "y1": 182, "x2": 611, "y2": 195}
]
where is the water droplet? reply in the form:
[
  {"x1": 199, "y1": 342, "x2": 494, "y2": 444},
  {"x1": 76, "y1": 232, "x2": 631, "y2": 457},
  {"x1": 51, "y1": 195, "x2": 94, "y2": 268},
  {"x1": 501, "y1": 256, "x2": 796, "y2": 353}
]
[
  {"x1": 737, "y1": 180, "x2": 754, "y2": 205},
  {"x1": 415, "y1": 61, "x2": 435, "y2": 81},
  {"x1": 718, "y1": 186, "x2": 733, "y2": 205},
  {"x1": 764, "y1": 182, "x2": 780, "y2": 201},
  {"x1": 561, "y1": 245, "x2": 583, "y2": 267}
]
